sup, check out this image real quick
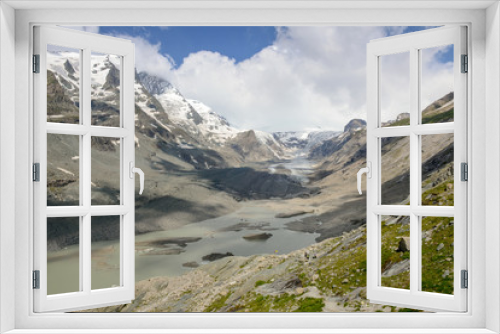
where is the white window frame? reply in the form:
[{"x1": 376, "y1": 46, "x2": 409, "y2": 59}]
[
  {"x1": 1, "y1": 1, "x2": 499, "y2": 333},
  {"x1": 33, "y1": 26, "x2": 136, "y2": 312}
]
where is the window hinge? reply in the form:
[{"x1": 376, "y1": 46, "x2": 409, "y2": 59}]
[
  {"x1": 33, "y1": 270, "x2": 40, "y2": 289},
  {"x1": 461, "y1": 162, "x2": 468, "y2": 181},
  {"x1": 33, "y1": 54, "x2": 40, "y2": 73},
  {"x1": 461, "y1": 270, "x2": 468, "y2": 289},
  {"x1": 461, "y1": 54, "x2": 468, "y2": 73},
  {"x1": 33, "y1": 163, "x2": 40, "y2": 182}
]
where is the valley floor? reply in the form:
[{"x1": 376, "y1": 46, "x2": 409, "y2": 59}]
[{"x1": 84, "y1": 223, "x2": 420, "y2": 313}]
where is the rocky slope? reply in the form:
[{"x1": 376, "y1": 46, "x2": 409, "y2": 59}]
[
  {"x1": 88, "y1": 207, "x2": 453, "y2": 313},
  {"x1": 85, "y1": 224, "x2": 384, "y2": 313},
  {"x1": 227, "y1": 130, "x2": 286, "y2": 162},
  {"x1": 301, "y1": 97, "x2": 454, "y2": 242},
  {"x1": 87, "y1": 134, "x2": 455, "y2": 313}
]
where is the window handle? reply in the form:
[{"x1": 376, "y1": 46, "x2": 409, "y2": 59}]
[
  {"x1": 357, "y1": 162, "x2": 372, "y2": 195},
  {"x1": 129, "y1": 162, "x2": 145, "y2": 195}
]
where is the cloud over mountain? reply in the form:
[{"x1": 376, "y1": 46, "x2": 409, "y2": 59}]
[{"x1": 112, "y1": 26, "x2": 453, "y2": 132}]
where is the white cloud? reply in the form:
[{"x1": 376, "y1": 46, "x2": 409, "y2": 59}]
[
  {"x1": 167, "y1": 27, "x2": 387, "y2": 132},
  {"x1": 421, "y1": 45, "x2": 454, "y2": 108},
  {"x1": 113, "y1": 34, "x2": 176, "y2": 79},
  {"x1": 123, "y1": 27, "x2": 454, "y2": 132},
  {"x1": 380, "y1": 44, "x2": 453, "y2": 122}
]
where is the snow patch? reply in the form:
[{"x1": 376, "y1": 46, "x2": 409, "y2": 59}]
[{"x1": 57, "y1": 167, "x2": 75, "y2": 176}]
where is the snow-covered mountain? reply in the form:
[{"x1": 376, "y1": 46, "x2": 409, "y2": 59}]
[
  {"x1": 137, "y1": 72, "x2": 240, "y2": 146},
  {"x1": 46, "y1": 51, "x2": 344, "y2": 165},
  {"x1": 226, "y1": 130, "x2": 286, "y2": 162},
  {"x1": 187, "y1": 99, "x2": 240, "y2": 144},
  {"x1": 274, "y1": 130, "x2": 341, "y2": 151}
]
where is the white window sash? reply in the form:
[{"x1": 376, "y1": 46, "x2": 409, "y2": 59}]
[
  {"x1": 32, "y1": 26, "x2": 136, "y2": 312},
  {"x1": 366, "y1": 26, "x2": 467, "y2": 312}
]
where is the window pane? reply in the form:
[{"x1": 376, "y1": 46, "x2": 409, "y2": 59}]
[
  {"x1": 420, "y1": 45, "x2": 454, "y2": 124},
  {"x1": 421, "y1": 216, "x2": 454, "y2": 295},
  {"x1": 381, "y1": 137, "x2": 410, "y2": 205},
  {"x1": 422, "y1": 133, "x2": 454, "y2": 206},
  {"x1": 91, "y1": 216, "x2": 121, "y2": 290},
  {"x1": 91, "y1": 137, "x2": 121, "y2": 205},
  {"x1": 91, "y1": 52, "x2": 121, "y2": 127},
  {"x1": 380, "y1": 52, "x2": 410, "y2": 127},
  {"x1": 381, "y1": 215, "x2": 410, "y2": 290},
  {"x1": 46, "y1": 45, "x2": 81, "y2": 124},
  {"x1": 47, "y1": 217, "x2": 80, "y2": 295},
  {"x1": 47, "y1": 133, "x2": 80, "y2": 206}
]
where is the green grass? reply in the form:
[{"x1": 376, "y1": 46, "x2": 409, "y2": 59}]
[
  {"x1": 422, "y1": 108, "x2": 454, "y2": 124},
  {"x1": 422, "y1": 180, "x2": 454, "y2": 206},
  {"x1": 242, "y1": 294, "x2": 323, "y2": 312},
  {"x1": 421, "y1": 216, "x2": 454, "y2": 294},
  {"x1": 307, "y1": 233, "x2": 367, "y2": 297},
  {"x1": 398, "y1": 307, "x2": 423, "y2": 312},
  {"x1": 244, "y1": 294, "x2": 272, "y2": 312},
  {"x1": 294, "y1": 298, "x2": 325, "y2": 312},
  {"x1": 272, "y1": 293, "x2": 299, "y2": 312},
  {"x1": 204, "y1": 292, "x2": 232, "y2": 312},
  {"x1": 255, "y1": 280, "x2": 267, "y2": 288},
  {"x1": 388, "y1": 118, "x2": 410, "y2": 127},
  {"x1": 217, "y1": 174, "x2": 455, "y2": 313},
  {"x1": 380, "y1": 218, "x2": 411, "y2": 290},
  {"x1": 387, "y1": 108, "x2": 453, "y2": 127}
]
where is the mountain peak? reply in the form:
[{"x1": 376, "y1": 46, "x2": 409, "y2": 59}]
[
  {"x1": 137, "y1": 72, "x2": 174, "y2": 95},
  {"x1": 102, "y1": 62, "x2": 120, "y2": 91},
  {"x1": 344, "y1": 119, "x2": 366, "y2": 133},
  {"x1": 63, "y1": 59, "x2": 75, "y2": 75}
]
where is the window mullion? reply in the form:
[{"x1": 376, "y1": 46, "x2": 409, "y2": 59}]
[
  {"x1": 78, "y1": 47, "x2": 85, "y2": 294},
  {"x1": 82, "y1": 47, "x2": 91, "y2": 208},
  {"x1": 82, "y1": 47, "x2": 92, "y2": 294},
  {"x1": 409, "y1": 47, "x2": 420, "y2": 295},
  {"x1": 82, "y1": 214, "x2": 91, "y2": 294}
]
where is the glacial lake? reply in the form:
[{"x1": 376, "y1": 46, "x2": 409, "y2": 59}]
[{"x1": 47, "y1": 202, "x2": 320, "y2": 295}]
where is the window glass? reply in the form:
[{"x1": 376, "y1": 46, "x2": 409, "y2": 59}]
[
  {"x1": 381, "y1": 137, "x2": 410, "y2": 205},
  {"x1": 422, "y1": 133, "x2": 454, "y2": 206},
  {"x1": 46, "y1": 45, "x2": 81, "y2": 124},
  {"x1": 47, "y1": 217, "x2": 80, "y2": 295},
  {"x1": 380, "y1": 52, "x2": 410, "y2": 127},
  {"x1": 421, "y1": 216, "x2": 454, "y2": 295},
  {"x1": 47, "y1": 133, "x2": 80, "y2": 206},
  {"x1": 91, "y1": 52, "x2": 121, "y2": 127},
  {"x1": 91, "y1": 216, "x2": 121, "y2": 290},
  {"x1": 91, "y1": 137, "x2": 121, "y2": 206},
  {"x1": 381, "y1": 215, "x2": 410, "y2": 290},
  {"x1": 420, "y1": 45, "x2": 454, "y2": 124}
]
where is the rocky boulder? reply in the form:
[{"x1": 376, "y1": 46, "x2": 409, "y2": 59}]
[
  {"x1": 242, "y1": 233, "x2": 273, "y2": 241},
  {"x1": 397, "y1": 237, "x2": 410, "y2": 252},
  {"x1": 202, "y1": 252, "x2": 234, "y2": 262}
]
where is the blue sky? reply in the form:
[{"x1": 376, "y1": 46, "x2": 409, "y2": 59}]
[
  {"x1": 76, "y1": 26, "x2": 454, "y2": 132},
  {"x1": 99, "y1": 26, "x2": 278, "y2": 67},
  {"x1": 98, "y1": 26, "x2": 451, "y2": 67}
]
